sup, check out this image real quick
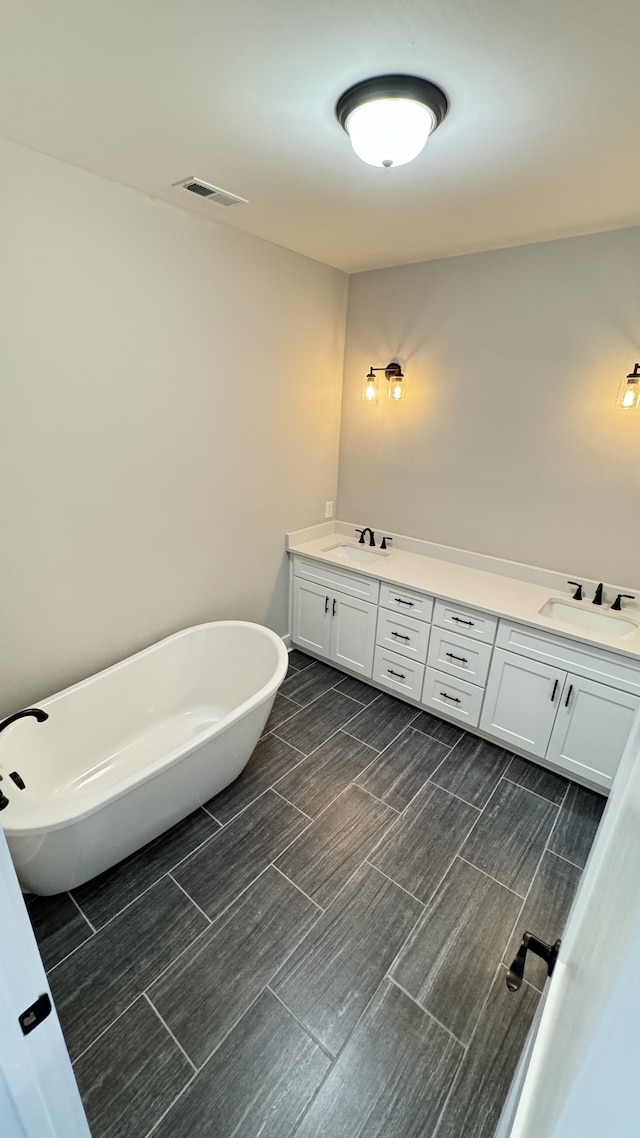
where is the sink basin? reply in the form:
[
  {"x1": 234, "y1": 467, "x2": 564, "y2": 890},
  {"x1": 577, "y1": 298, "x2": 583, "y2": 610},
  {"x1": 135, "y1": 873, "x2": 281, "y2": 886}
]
[
  {"x1": 322, "y1": 542, "x2": 390, "y2": 565},
  {"x1": 539, "y1": 599, "x2": 638, "y2": 640}
]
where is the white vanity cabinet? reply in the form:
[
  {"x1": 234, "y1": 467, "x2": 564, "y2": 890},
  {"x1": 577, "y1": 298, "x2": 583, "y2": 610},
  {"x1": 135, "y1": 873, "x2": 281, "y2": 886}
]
[
  {"x1": 480, "y1": 622, "x2": 640, "y2": 790},
  {"x1": 291, "y1": 561, "x2": 379, "y2": 677}
]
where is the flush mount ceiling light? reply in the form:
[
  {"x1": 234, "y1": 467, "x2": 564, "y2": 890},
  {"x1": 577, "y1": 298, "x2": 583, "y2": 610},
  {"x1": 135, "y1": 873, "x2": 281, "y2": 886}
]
[
  {"x1": 618, "y1": 363, "x2": 640, "y2": 410},
  {"x1": 336, "y1": 74, "x2": 448, "y2": 168}
]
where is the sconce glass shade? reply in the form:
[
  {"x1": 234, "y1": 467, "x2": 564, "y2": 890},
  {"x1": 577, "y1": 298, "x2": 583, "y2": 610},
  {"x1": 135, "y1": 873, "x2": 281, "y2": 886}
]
[
  {"x1": 337, "y1": 75, "x2": 448, "y2": 169},
  {"x1": 387, "y1": 375, "x2": 405, "y2": 401},
  {"x1": 362, "y1": 372, "x2": 378, "y2": 401},
  {"x1": 618, "y1": 364, "x2": 640, "y2": 410}
]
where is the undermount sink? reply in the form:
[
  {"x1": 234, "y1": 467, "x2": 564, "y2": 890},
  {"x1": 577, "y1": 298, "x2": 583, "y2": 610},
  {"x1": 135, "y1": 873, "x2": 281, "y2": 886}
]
[
  {"x1": 539, "y1": 599, "x2": 638, "y2": 640},
  {"x1": 322, "y1": 542, "x2": 391, "y2": 565}
]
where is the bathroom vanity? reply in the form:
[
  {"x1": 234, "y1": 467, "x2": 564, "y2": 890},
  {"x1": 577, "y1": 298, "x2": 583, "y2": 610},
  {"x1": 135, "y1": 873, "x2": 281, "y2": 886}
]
[{"x1": 287, "y1": 525, "x2": 640, "y2": 793}]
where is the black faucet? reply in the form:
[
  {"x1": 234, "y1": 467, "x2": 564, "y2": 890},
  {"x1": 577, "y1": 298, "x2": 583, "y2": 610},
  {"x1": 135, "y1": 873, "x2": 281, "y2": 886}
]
[
  {"x1": 0, "y1": 708, "x2": 48, "y2": 736},
  {"x1": 355, "y1": 527, "x2": 376, "y2": 547},
  {"x1": 592, "y1": 583, "x2": 604, "y2": 606}
]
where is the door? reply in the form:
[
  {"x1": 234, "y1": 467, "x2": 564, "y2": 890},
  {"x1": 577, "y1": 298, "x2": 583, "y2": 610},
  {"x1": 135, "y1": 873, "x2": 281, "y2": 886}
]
[
  {"x1": 546, "y1": 675, "x2": 640, "y2": 790},
  {"x1": 0, "y1": 826, "x2": 91, "y2": 1138},
  {"x1": 480, "y1": 648, "x2": 566, "y2": 758},
  {"x1": 331, "y1": 594, "x2": 377, "y2": 677},
  {"x1": 292, "y1": 578, "x2": 331, "y2": 657}
]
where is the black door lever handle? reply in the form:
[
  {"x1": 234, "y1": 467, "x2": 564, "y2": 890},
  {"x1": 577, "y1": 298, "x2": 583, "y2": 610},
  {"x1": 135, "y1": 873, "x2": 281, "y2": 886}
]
[{"x1": 507, "y1": 932, "x2": 561, "y2": 992}]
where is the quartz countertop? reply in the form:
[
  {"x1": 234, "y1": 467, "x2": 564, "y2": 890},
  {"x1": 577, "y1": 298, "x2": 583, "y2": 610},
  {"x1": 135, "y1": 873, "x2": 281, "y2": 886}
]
[{"x1": 287, "y1": 532, "x2": 640, "y2": 662}]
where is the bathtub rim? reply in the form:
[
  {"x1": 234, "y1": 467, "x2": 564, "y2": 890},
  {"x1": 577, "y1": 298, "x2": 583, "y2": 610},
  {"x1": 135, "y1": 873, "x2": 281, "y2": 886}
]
[{"x1": 1, "y1": 620, "x2": 288, "y2": 837}]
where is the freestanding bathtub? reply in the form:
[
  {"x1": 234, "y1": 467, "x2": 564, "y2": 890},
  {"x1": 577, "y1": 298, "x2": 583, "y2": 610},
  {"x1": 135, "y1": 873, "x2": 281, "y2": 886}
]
[{"x1": 0, "y1": 621, "x2": 288, "y2": 895}]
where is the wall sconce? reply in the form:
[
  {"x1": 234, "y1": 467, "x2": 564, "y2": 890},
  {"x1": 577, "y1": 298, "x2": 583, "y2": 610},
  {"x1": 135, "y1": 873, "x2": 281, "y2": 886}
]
[
  {"x1": 362, "y1": 361, "x2": 405, "y2": 402},
  {"x1": 618, "y1": 364, "x2": 640, "y2": 410}
]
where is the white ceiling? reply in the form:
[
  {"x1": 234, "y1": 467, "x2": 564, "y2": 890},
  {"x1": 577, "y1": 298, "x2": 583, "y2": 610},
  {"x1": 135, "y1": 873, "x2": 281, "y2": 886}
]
[{"x1": 1, "y1": 0, "x2": 639, "y2": 272}]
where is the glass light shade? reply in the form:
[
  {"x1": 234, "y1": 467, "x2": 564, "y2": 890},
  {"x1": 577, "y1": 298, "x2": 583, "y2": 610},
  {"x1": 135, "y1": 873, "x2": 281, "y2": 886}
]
[
  {"x1": 362, "y1": 374, "x2": 378, "y2": 401},
  {"x1": 618, "y1": 373, "x2": 640, "y2": 410},
  {"x1": 388, "y1": 377, "x2": 404, "y2": 401},
  {"x1": 345, "y1": 98, "x2": 436, "y2": 168}
]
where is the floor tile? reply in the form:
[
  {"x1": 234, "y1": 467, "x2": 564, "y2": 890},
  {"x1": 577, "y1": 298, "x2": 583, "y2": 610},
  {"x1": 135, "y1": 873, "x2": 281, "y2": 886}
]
[
  {"x1": 152, "y1": 990, "x2": 330, "y2": 1138},
  {"x1": 205, "y1": 735, "x2": 304, "y2": 824},
  {"x1": 334, "y1": 673, "x2": 380, "y2": 704},
  {"x1": 280, "y1": 659, "x2": 343, "y2": 706},
  {"x1": 356, "y1": 727, "x2": 450, "y2": 811},
  {"x1": 548, "y1": 782, "x2": 606, "y2": 868},
  {"x1": 273, "y1": 862, "x2": 422, "y2": 1055},
  {"x1": 275, "y1": 730, "x2": 378, "y2": 817},
  {"x1": 72, "y1": 809, "x2": 219, "y2": 928},
  {"x1": 260, "y1": 693, "x2": 303, "y2": 737},
  {"x1": 391, "y1": 858, "x2": 522, "y2": 1044},
  {"x1": 432, "y1": 735, "x2": 512, "y2": 808},
  {"x1": 26, "y1": 892, "x2": 93, "y2": 971},
  {"x1": 149, "y1": 868, "x2": 319, "y2": 1066},
  {"x1": 410, "y1": 711, "x2": 464, "y2": 748},
  {"x1": 435, "y1": 968, "x2": 540, "y2": 1138},
  {"x1": 275, "y1": 784, "x2": 396, "y2": 907},
  {"x1": 295, "y1": 980, "x2": 462, "y2": 1138},
  {"x1": 461, "y1": 779, "x2": 558, "y2": 897},
  {"x1": 274, "y1": 689, "x2": 362, "y2": 755},
  {"x1": 505, "y1": 755, "x2": 569, "y2": 805},
  {"x1": 73, "y1": 997, "x2": 192, "y2": 1138},
  {"x1": 345, "y1": 693, "x2": 419, "y2": 751},
  {"x1": 504, "y1": 851, "x2": 581, "y2": 990},
  {"x1": 287, "y1": 650, "x2": 315, "y2": 672},
  {"x1": 173, "y1": 790, "x2": 309, "y2": 921},
  {"x1": 49, "y1": 877, "x2": 208, "y2": 1060},
  {"x1": 371, "y1": 782, "x2": 480, "y2": 904}
]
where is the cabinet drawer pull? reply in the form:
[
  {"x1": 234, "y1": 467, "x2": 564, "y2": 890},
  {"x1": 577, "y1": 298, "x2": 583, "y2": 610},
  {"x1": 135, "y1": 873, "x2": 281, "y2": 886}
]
[
  {"x1": 440, "y1": 691, "x2": 461, "y2": 704},
  {"x1": 324, "y1": 596, "x2": 329, "y2": 614},
  {"x1": 445, "y1": 652, "x2": 468, "y2": 664},
  {"x1": 564, "y1": 684, "x2": 573, "y2": 708},
  {"x1": 391, "y1": 632, "x2": 410, "y2": 641},
  {"x1": 332, "y1": 598, "x2": 337, "y2": 617},
  {"x1": 394, "y1": 597, "x2": 415, "y2": 606},
  {"x1": 451, "y1": 616, "x2": 474, "y2": 626},
  {"x1": 551, "y1": 679, "x2": 559, "y2": 702},
  {"x1": 388, "y1": 668, "x2": 406, "y2": 680}
]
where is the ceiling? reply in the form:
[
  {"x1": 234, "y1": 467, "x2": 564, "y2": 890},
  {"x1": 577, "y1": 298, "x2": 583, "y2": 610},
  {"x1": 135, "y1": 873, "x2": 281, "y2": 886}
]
[{"x1": 1, "y1": 0, "x2": 639, "y2": 273}]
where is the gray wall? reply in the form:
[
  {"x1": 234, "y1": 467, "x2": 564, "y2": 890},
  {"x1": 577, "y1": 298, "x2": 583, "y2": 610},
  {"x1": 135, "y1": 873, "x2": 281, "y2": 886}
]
[
  {"x1": 1, "y1": 138, "x2": 348, "y2": 715},
  {"x1": 337, "y1": 228, "x2": 640, "y2": 586}
]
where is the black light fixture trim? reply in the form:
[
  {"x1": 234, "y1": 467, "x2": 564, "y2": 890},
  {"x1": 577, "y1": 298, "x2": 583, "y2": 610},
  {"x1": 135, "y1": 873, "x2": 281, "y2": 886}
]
[
  {"x1": 366, "y1": 361, "x2": 405, "y2": 381},
  {"x1": 336, "y1": 75, "x2": 448, "y2": 134},
  {"x1": 626, "y1": 364, "x2": 640, "y2": 381}
]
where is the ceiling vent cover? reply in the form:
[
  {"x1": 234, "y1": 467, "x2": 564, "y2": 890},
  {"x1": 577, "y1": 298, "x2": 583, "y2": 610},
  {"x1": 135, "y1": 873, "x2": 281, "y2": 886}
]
[{"x1": 173, "y1": 177, "x2": 248, "y2": 207}]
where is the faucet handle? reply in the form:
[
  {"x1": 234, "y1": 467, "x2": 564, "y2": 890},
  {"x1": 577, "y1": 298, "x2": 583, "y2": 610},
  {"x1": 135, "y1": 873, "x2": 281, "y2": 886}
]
[
  {"x1": 611, "y1": 594, "x2": 635, "y2": 611},
  {"x1": 381, "y1": 536, "x2": 393, "y2": 550},
  {"x1": 355, "y1": 528, "x2": 365, "y2": 544},
  {"x1": 567, "y1": 581, "x2": 583, "y2": 601}
]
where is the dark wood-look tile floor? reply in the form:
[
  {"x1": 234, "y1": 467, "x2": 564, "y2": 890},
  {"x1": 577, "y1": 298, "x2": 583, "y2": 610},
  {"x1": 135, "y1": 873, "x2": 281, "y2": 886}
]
[{"x1": 24, "y1": 653, "x2": 605, "y2": 1138}]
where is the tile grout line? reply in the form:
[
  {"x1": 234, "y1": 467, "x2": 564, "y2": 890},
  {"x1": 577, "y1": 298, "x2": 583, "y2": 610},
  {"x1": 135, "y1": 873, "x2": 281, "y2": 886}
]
[
  {"x1": 142, "y1": 992, "x2": 198, "y2": 1074},
  {"x1": 501, "y1": 772, "x2": 566, "y2": 807},
  {"x1": 168, "y1": 873, "x2": 214, "y2": 925},
  {"x1": 355, "y1": 782, "x2": 400, "y2": 814},
  {"x1": 67, "y1": 891, "x2": 98, "y2": 935},
  {"x1": 363, "y1": 860, "x2": 427, "y2": 910},
  {"x1": 385, "y1": 975, "x2": 467, "y2": 1048},
  {"x1": 271, "y1": 787, "x2": 313, "y2": 819},
  {"x1": 456, "y1": 855, "x2": 527, "y2": 899},
  {"x1": 71, "y1": 993, "x2": 143, "y2": 1067},
  {"x1": 266, "y1": 986, "x2": 336, "y2": 1061},
  {"x1": 545, "y1": 848, "x2": 584, "y2": 871},
  {"x1": 270, "y1": 864, "x2": 325, "y2": 912}
]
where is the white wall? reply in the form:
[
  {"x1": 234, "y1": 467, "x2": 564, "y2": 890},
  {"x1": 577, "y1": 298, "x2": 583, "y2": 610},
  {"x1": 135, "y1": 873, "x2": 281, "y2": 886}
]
[
  {"x1": 0, "y1": 138, "x2": 348, "y2": 715},
  {"x1": 337, "y1": 228, "x2": 640, "y2": 588}
]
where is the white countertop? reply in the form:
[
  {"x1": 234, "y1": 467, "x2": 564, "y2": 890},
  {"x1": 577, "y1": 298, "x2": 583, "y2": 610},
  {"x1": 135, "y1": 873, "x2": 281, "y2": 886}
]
[{"x1": 288, "y1": 531, "x2": 640, "y2": 662}]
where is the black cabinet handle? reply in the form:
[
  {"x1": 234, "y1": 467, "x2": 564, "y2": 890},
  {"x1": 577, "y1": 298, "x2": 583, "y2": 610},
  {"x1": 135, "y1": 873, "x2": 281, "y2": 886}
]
[
  {"x1": 564, "y1": 684, "x2": 573, "y2": 708},
  {"x1": 391, "y1": 632, "x2": 410, "y2": 641},
  {"x1": 551, "y1": 679, "x2": 558, "y2": 702},
  {"x1": 440, "y1": 691, "x2": 461, "y2": 703},
  {"x1": 332, "y1": 598, "x2": 337, "y2": 617},
  {"x1": 394, "y1": 597, "x2": 414, "y2": 606},
  {"x1": 445, "y1": 652, "x2": 468, "y2": 664},
  {"x1": 388, "y1": 669, "x2": 406, "y2": 680},
  {"x1": 451, "y1": 616, "x2": 474, "y2": 627},
  {"x1": 324, "y1": 596, "x2": 329, "y2": 614}
]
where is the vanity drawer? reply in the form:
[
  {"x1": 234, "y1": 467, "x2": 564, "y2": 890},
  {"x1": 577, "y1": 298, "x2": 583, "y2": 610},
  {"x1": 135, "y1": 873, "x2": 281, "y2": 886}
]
[
  {"x1": 373, "y1": 646, "x2": 425, "y2": 701},
  {"x1": 433, "y1": 599, "x2": 497, "y2": 644},
  {"x1": 376, "y1": 610, "x2": 430, "y2": 663},
  {"x1": 421, "y1": 667, "x2": 484, "y2": 728},
  {"x1": 427, "y1": 628, "x2": 492, "y2": 687},
  {"x1": 293, "y1": 556, "x2": 380, "y2": 603},
  {"x1": 379, "y1": 583, "x2": 433, "y2": 621}
]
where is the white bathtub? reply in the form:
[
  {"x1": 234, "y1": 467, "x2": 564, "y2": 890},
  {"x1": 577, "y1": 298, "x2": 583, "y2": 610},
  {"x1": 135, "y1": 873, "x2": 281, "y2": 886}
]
[{"x1": 0, "y1": 621, "x2": 288, "y2": 895}]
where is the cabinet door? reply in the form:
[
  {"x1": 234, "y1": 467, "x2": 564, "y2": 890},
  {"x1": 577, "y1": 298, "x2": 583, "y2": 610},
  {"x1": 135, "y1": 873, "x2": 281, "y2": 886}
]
[
  {"x1": 331, "y1": 594, "x2": 377, "y2": 677},
  {"x1": 480, "y1": 648, "x2": 566, "y2": 758},
  {"x1": 546, "y1": 676, "x2": 640, "y2": 790},
  {"x1": 292, "y1": 578, "x2": 331, "y2": 657}
]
